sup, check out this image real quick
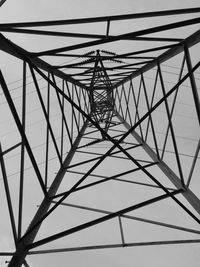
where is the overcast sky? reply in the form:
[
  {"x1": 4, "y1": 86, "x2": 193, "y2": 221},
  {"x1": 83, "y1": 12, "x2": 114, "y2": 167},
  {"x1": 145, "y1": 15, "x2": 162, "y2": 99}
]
[{"x1": 0, "y1": 1, "x2": 200, "y2": 267}]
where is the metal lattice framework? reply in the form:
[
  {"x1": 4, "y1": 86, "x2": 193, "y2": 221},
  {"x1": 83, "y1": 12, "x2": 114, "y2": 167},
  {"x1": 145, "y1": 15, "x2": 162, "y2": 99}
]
[{"x1": 0, "y1": 7, "x2": 200, "y2": 267}]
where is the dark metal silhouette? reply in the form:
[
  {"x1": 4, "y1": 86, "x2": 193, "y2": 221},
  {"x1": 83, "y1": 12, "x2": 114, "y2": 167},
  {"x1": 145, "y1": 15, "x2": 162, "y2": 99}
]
[{"x1": 0, "y1": 7, "x2": 200, "y2": 266}]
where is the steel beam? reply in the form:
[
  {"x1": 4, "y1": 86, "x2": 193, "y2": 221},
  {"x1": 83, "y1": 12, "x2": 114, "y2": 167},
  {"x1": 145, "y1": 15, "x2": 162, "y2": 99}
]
[
  {"x1": 52, "y1": 200, "x2": 200, "y2": 234},
  {"x1": 18, "y1": 61, "x2": 27, "y2": 238},
  {"x1": 8, "y1": 120, "x2": 88, "y2": 267},
  {"x1": 32, "y1": 17, "x2": 200, "y2": 56},
  {"x1": 28, "y1": 189, "x2": 182, "y2": 250},
  {"x1": 0, "y1": 28, "x2": 183, "y2": 43},
  {"x1": 115, "y1": 29, "x2": 200, "y2": 87},
  {"x1": 0, "y1": 0, "x2": 7, "y2": 7},
  {"x1": 27, "y1": 238, "x2": 200, "y2": 254},
  {"x1": 0, "y1": 71, "x2": 47, "y2": 197},
  {"x1": 0, "y1": 7, "x2": 199, "y2": 28},
  {"x1": 0, "y1": 8, "x2": 199, "y2": 266},
  {"x1": 0, "y1": 33, "x2": 87, "y2": 90},
  {"x1": 116, "y1": 113, "x2": 200, "y2": 215},
  {"x1": 0, "y1": 144, "x2": 18, "y2": 245},
  {"x1": 184, "y1": 46, "x2": 200, "y2": 125}
]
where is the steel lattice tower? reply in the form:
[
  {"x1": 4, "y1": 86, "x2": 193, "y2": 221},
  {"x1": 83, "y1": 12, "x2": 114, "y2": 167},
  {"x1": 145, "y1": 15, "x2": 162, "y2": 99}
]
[{"x1": 0, "y1": 7, "x2": 200, "y2": 267}]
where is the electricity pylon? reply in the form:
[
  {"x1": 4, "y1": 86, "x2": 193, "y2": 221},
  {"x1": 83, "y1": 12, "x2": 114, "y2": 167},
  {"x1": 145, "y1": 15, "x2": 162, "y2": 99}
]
[{"x1": 0, "y1": 7, "x2": 200, "y2": 267}]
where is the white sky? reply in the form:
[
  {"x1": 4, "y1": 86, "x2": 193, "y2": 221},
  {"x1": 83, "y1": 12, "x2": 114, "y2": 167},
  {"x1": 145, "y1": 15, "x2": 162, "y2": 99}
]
[{"x1": 0, "y1": 1, "x2": 200, "y2": 267}]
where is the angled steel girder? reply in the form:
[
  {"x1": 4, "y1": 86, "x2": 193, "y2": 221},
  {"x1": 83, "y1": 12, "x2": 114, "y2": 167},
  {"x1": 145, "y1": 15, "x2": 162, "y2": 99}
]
[
  {"x1": 115, "y1": 29, "x2": 200, "y2": 87},
  {"x1": 0, "y1": 33, "x2": 88, "y2": 90},
  {"x1": 116, "y1": 114, "x2": 200, "y2": 215},
  {"x1": 5, "y1": 120, "x2": 89, "y2": 267},
  {"x1": 0, "y1": 8, "x2": 200, "y2": 267},
  {"x1": 0, "y1": 0, "x2": 7, "y2": 7}
]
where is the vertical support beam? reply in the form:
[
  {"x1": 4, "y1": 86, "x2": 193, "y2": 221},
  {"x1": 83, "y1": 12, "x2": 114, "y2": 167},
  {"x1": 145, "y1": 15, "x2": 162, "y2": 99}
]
[
  {"x1": 0, "y1": 144, "x2": 18, "y2": 245},
  {"x1": 44, "y1": 72, "x2": 50, "y2": 187},
  {"x1": 106, "y1": 20, "x2": 110, "y2": 38},
  {"x1": 123, "y1": 83, "x2": 132, "y2": 126},
  {"x1": 118, "y1": 216, "x2": 125, "y2": 246},
  {"x1": 29, "y1": 66, "x2": 62, "y2": 165},
  {"x1": 18, "y1": 61, "x2": 27, "y2": 238},
  {"x1": 60, "y1": 79, "x2": 65, "y2": 162},
  {"x1": 141, "y1": 73, "x2": 160, "y2": 160},
  {"x1": 8, "y1": 120, "x2": 89, "y2": 267},
  {"x1": 130, "y1": 79, "x2": 144, "y2": 140},
  {"x1": 78, "y1": 87, "x2": 81, "y2": 128},
  {"x1": 184, "y1": 45, "x2": 200, "y2": 125},
  {"x1": 0, "y1": 70, "x2": 47, "y2": 197},
  {"x1": 160, "y1": 56, "x2": 186, "y2": 160},
  {"x1": 144, "y1": 68, "x2": 159, "y2": 142},
  {"x1": 51, "y1": 73, "x2": 77, "y2": 146},
  {"x1": 157, "y1": 63, "x2": 185, "y2": 187},
  {"x1": 187, "y1": 139, "x2": 200, "y2": 187},
  {"x1": 71, "y1": 84, "x2": 74, "y2": 141}
]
